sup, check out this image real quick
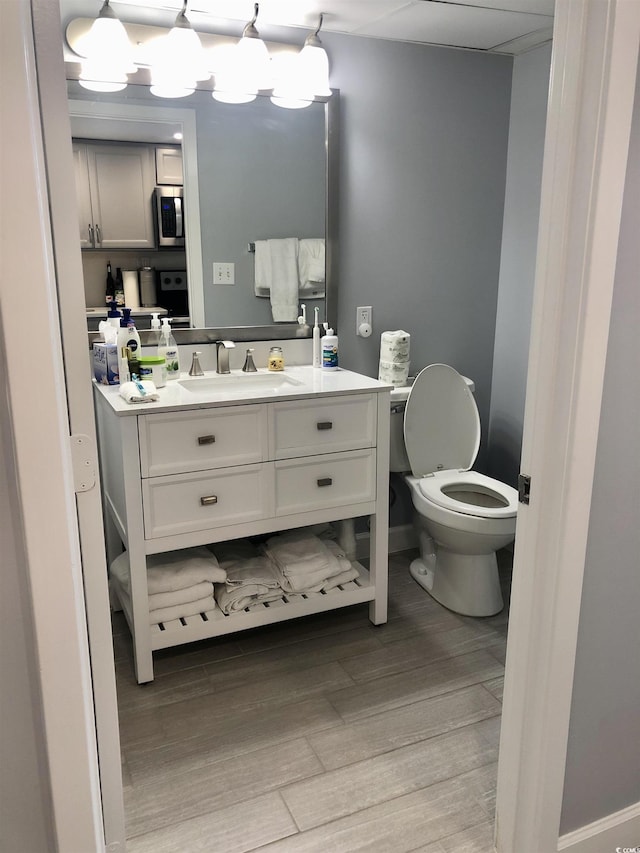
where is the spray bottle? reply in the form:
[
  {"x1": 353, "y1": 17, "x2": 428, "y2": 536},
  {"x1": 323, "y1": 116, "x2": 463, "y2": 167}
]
[{"x1": 159, "y1": 317, "x2": 180, "y2": 380}]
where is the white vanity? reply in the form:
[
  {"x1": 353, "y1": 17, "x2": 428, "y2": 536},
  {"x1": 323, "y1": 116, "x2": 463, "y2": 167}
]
[{"x1": 94, "y1": 366, "x2": 391, "y2": 683}]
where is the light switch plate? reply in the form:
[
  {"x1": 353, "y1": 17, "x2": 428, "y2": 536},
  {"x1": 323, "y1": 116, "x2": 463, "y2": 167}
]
[{"x1": 213, "y1": 262, "x2": 235, "y2": 285}]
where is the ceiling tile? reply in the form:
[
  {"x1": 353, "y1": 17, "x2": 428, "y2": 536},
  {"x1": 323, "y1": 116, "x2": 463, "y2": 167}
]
[
  {"x1": 425, "y1": 0, "x2": 554, "y2": 16},
  {"x1": 356, "y1": 2, "x2": 554, "y2": 50}
]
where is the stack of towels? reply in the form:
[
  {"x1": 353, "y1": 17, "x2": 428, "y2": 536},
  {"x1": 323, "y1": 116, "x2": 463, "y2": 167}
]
[
  {"x1": 212, "y1": 540, "x2": 283, "y2": 615},
  {"x1": 110, "y1": 547, "x2": 227, "y2": 625},
  {"x1": 263, "y1": 530, "x2": 358, "y2": 593},
  {"x1": 378, "y1": 330, "x2": 411, "y2": 387},
  {"x1": 210, "y1": 528, "x2": 359, "y2": 613}
]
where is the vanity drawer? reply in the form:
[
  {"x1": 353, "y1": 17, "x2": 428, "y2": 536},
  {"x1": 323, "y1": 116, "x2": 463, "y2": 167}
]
[
  {"x1": 138, "y1": 405, "x2": 268, "y2": 477},
  {"x1": 270, "y1": 394, "x2": 376, "y2": 459},
  {"x1": 142, "y1": 463, "x2": 271, "y2": 539},
  {"x1": 274, "y1": 449, "x2": 376, "y2": 515}
]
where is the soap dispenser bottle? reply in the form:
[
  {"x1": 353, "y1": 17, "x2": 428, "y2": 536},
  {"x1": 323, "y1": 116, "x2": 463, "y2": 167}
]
[
  {"x1": 159, "y1": 318, "x2": 180, "y2": 380},
  {"x1": 149, "y1": 312, "x2": 162, "y2": 349}
]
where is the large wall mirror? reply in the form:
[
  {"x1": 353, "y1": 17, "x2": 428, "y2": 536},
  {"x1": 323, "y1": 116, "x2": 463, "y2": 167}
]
[{"x1": 67, "y1": 76, "x2": 338, "y2": 341}]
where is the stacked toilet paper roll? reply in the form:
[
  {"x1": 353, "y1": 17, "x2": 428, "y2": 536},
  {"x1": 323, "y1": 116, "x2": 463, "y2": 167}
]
[{"x1": 378, "y1": 330, "x2": 410, "y2": 386}]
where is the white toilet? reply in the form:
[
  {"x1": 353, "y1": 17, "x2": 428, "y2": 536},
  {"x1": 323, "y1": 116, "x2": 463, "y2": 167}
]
[{"x1": 390, "y1": 363, "x2": 518, "y2": 617}]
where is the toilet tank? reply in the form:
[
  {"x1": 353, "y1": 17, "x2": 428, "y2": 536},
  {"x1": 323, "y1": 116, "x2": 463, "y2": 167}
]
[{"x1": 389, "y1": 375, "x2": 475, "y2": 473}]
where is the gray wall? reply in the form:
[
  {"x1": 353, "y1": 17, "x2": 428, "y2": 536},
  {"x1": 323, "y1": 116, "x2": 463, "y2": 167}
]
[
  {"x1": 325, "y1": 34, "x2": 512, "y2": 456},
  {"x1": 0, "y1": 369, "x2": 54, "y2": 851},
  {"x1": 560, "y1": 62, "x2": 640, "y2": 834},
  {"x1": 488, "y1": 44, "x2": 552, "y2": 487}
]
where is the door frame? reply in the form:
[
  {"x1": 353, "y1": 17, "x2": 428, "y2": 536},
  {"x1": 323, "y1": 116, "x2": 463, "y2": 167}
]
[
  {"x1": 495, "y1": 1, "x2": 640, "y2": 851},
  {"x1": 17, "y1": 0, "x2": 640, "y2": 850}
]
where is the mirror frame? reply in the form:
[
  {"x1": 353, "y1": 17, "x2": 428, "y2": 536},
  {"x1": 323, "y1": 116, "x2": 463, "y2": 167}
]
[{"x1": 69, "y1": 87, "x2": 339, "y2": 344}]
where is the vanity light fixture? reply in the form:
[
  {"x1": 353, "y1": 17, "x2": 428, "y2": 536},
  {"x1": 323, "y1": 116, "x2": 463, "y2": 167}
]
[
  {"x1": 299, "y1": 14, "x2": 332, "y2": 98},
  {"x1": 212, "y1": 3, "x2": 271, "y2": 104},
  {"x1": 271, "y1": 15, "x2": 331, "y2": 109},
  {"x1": 150, "y1": 1, "x2": 210, "y2": 99},
  {"x1": 78, "y1": 0, "x2": 135, "y2": 93}
]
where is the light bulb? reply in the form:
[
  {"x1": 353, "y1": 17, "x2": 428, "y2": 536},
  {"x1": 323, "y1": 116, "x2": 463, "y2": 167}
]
[{"x1": 77, "y1": 0, "x2": 134, "y2": 91}]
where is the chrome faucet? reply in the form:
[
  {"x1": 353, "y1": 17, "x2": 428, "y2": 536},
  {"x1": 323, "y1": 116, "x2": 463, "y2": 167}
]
[{"x1": 215, "y1": 340, "x2": 235, "y2": 374}]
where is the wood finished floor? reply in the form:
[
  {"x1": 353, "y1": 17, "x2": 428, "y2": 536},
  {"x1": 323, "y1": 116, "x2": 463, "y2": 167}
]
[{"x1": 113, "y1": 549, "x2": 511, "y2": 853}]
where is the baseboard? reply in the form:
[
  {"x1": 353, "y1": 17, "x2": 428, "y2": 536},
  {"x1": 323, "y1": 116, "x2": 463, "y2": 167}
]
[
  {"x1": 558, "y1": 801, "x2": 640, "y2": 853},
  {"x1": 355, "y1": 523, "x2": 418, "y2": 560}
]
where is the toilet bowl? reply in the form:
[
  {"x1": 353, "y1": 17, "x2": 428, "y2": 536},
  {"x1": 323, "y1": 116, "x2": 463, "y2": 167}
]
[{"x1": 391, "y1": 364, "x2": 518, "y2": 617}]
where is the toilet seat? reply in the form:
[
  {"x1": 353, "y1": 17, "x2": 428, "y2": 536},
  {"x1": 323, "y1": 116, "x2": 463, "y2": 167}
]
[{"x1": 417, "y1": 470, "x2": 518, "y2": 519}]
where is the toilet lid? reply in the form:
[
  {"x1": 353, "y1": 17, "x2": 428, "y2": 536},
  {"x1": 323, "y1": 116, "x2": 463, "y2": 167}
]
[{"x1": 404, "y1": 364, "x2": 480, "y2": 477}]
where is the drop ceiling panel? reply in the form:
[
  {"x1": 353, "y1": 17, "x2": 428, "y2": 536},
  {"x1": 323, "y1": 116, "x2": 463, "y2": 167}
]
[
  {"x1": 356, "y1": 3, "x2": 554, "y2": 50},
  {"x1": 427, "y1": 0, "x2": 554, "y2": 15}
]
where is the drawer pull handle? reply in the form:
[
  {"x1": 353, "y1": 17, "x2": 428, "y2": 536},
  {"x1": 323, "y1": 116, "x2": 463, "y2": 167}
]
[
  {"x1": 200, "y1": 495, "x2": 218, "y2": 506},
  {"x1": 197, "y1": 435, "x2": 216, "y2": 445},
  {"x1": 317, "y1": 477, "x2": 333, "y2": 488},
  {"x1": 317, "y1": 421, "x2": 333, "y2": 431}
]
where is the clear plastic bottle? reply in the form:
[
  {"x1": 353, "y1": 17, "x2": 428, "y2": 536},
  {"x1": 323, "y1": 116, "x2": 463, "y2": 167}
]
[
  {"x1": 149, "y1": 312, "x2": 162, "y2": 349},
  {"x1": 159, "y1": 317, "x2": 180, "y2": 380}
]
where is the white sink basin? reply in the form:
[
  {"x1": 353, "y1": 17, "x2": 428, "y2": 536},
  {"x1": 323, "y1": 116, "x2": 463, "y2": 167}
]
[{"x1": 178, "y1": 371, "x2": 304, "y2": 395}]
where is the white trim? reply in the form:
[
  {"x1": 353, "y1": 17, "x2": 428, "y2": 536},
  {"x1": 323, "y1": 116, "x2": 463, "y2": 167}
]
[
  {"x1": 2, "y1": 1, "x2": 104, "y2": 848},
  {"x1": 67, "y1": 99, "x2": 205, "y2": 327},
  {"x1": 495, "y1": 1, "x2": 640, "y2": 852},
  {"x1": 32, "y1": 1, "x2": 127, "y2": 846},
  {"x1": 558, "y1": 802, "x2": 640, "y2": 853}
]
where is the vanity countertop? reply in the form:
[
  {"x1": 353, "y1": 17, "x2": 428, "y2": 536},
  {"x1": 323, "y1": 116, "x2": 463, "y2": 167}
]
[{"x1": 93, "y1": 366, "x2": 393, "y2": 416}]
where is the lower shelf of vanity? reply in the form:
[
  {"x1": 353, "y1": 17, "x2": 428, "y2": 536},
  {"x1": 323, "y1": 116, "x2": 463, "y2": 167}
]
[{"x1": 113, "y1": 561, "x2": 374, "y2": 653}]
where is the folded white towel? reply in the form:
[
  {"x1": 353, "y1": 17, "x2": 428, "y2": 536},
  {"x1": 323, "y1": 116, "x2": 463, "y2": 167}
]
[
  {"x1": 214, "y1": 583, "x2": 283, "y2": 615},
  {"x1": 265, "y1": 532, "x2": 351, "y2": 593},
  {"x1": 110, "y1": 548, "x2": 226, "y2": 596},
  {"x1": 119, "y1": 380, "x2": 159, "y2": 404},
  {"x1": 150, "y1": 594, "x2": 216, "y2": 625},
  {"x1": 225, "y1": 556, "x2": 281, "y2": 589},
  {"x1": 148, "y1": 581, "x2": 213, "y2": 612},
  {"x1": 320, "y1": 565, "x2": 360, "y2": 591},
  {"x1": 297, "y1": 238, "x2": 325, "y2": 293}
]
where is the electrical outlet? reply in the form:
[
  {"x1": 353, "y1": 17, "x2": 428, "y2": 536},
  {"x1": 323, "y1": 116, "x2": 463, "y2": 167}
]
[
  {"x1": 356, "y1": 305, "x2": 372, "y2": 335},
  {"x1": 213, "y1": 262, "x2": 235, "y2": 285}
]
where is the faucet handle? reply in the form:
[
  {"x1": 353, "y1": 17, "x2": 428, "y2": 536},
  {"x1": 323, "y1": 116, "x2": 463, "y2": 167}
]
[
  {"x1": 189, "y1": 351, "x2": 204, "y2": 376},
  {"x1": 242, "y1": 348, "x2": 257, "y2": 373}
]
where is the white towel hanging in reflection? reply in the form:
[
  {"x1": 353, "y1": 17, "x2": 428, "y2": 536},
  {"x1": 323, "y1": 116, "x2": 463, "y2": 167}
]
[
  {"x1": 254, "y1": 238, "x2": 299, "y2": 321},
  {"x1": 298, "y1": 238, "x2": 325, "y2": 293},
  {"x1": 254, "y1": 238, "x2": 325, "y2": 303}
]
